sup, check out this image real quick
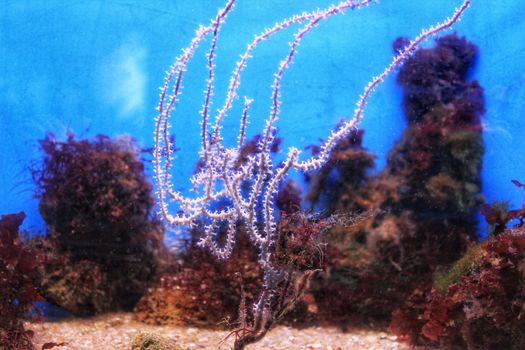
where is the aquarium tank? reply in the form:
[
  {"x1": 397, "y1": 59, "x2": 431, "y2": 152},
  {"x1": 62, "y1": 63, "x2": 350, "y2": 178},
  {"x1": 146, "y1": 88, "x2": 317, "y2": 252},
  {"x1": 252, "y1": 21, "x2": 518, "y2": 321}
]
[{"x1": 1, "y1": 0, "x2": 525, "y2": 349}]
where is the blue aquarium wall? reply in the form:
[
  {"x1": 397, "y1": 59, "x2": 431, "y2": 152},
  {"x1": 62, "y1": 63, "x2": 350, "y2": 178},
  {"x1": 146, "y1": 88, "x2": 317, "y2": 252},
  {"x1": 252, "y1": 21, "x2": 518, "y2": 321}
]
[{"x1": 1, "y1": 0, "x2": 524, "y2": 233}]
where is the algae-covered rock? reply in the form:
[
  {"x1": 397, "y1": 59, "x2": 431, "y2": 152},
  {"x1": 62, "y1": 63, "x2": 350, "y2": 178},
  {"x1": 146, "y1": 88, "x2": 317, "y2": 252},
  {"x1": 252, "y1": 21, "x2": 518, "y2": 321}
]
[
  {"x1": 32, "y1": 134, "x2": 168, "y2": 315},
  {"x1": 434, "y1": 243, "x2": 485, "y2": 294},
  {"x1": 306, "y1": 33, "x2": 485, "y2": 323},
  {"x1": 131, "y1": 332, "x2": 186, "y2": 350}
]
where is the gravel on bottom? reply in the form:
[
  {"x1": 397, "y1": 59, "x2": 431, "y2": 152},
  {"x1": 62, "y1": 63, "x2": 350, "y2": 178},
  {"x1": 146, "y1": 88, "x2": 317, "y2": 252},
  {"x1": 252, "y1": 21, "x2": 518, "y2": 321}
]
[{"x1": 26, "y1": 313, "x2": 410, "y2": 350}]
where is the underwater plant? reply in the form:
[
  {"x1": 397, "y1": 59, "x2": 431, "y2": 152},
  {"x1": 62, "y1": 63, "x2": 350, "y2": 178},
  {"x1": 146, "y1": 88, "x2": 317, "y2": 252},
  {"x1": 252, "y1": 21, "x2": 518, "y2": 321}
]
[
  {"x1": 390, "y1": 183, "x2": 525, "y2": 349},
  {"x1": 31, "y1": 133, "x2": 167, "y2": 315},
  {"x1": 391, "y1": 227, "x2": 525, "y2": 349},
  {"x1": 305, "y1": 32, "x2": 485, "y2": 324},
  {"x1": 135, "y1": 227, "x2": 262, "y2": 328},
  {"x1": 153, "y1": 0, "x2": 471, "y2": 348},
  {"x1": 0, "y1": 212, "x2": 41, "y2": 350},
  {"x1": 136, "y1": 137, "x2": 334, "y2": 329}
]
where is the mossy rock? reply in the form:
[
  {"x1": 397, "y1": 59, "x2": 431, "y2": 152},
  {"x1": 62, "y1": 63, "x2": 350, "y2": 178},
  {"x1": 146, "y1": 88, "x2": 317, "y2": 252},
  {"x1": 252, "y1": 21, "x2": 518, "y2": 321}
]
[
  {"x1": 434, "y1": 243, "x2": 485, "y2": 294},
  {"x1": 131, "y1": 333, "x2": 187, "y2": 350}
]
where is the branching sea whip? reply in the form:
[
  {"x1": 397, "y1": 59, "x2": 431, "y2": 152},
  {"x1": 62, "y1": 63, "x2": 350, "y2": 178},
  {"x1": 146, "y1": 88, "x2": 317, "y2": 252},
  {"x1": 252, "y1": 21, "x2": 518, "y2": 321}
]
[{"x1": 153, "y1": 1, "x2": 471, "y2": 348}]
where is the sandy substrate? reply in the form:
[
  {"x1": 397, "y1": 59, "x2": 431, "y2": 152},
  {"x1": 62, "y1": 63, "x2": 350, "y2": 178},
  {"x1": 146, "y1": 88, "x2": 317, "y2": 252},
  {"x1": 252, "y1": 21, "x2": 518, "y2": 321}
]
[{"x1": 26, "y1": 313, "x2": 410, "y2": 350}]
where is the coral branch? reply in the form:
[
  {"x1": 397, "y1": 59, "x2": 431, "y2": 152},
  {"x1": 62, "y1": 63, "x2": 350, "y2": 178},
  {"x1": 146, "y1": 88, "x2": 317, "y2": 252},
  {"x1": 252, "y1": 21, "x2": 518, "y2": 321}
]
[{"x1": 153, "y1": 1, "x2": 471, "y2": 348}]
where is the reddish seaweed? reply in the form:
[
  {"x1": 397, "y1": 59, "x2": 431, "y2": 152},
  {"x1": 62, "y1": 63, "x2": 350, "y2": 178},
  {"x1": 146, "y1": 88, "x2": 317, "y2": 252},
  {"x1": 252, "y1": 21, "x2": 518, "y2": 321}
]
[
  {"x1": 31, "y1": 134, "x2": 167, "y2": 315},
  {"x1": 305, "y1": 33, "x2": 484, "y2": 325},
  {"x1": 0, "y1": 212, "x2": 41, "y2": 350}
]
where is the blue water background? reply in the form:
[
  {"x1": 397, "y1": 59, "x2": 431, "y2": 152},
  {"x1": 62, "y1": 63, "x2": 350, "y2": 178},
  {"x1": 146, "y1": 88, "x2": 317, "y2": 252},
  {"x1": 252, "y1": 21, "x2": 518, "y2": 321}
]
[{"x1": 1, "y1": 1, "x2": 524, "y2": 238}]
